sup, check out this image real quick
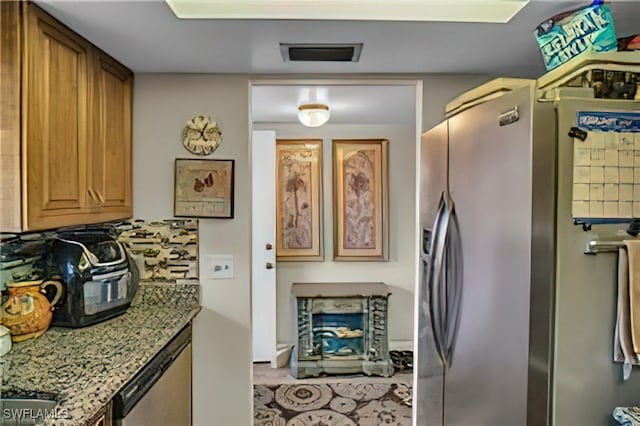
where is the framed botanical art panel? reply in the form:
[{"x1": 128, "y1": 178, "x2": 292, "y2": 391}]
[
  {"x1": 174, "y1": 158, "x2": 235, "y2": 218},
  {"x1": 333, "y1": 139, "x2": 389, "y2": 261},
  {"x1": 276, "y1": 140, "x2": 323, "y2": 261}
]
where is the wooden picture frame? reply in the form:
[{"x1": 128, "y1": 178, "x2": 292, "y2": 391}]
[
  {"x1": 333, "y1": 139, "x2": 389, "y2": 261},
  {"x1": 276, "y1": 140, "x2": 324, "y2": 261},
  {"x1": 174, "y1": 158, "x2": 234, "y2": 218}
]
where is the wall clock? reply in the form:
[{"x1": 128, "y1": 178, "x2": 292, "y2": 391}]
[{"x1": 181, "y1": 115, "x2": 222, "y2": 155}]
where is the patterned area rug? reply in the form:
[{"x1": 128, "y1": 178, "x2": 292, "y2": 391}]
[{"x1": 254, "y1": 383, "x2": 412, "y2": 425}]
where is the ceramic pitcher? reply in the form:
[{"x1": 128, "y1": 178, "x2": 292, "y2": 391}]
[
  {"x1": 0, "y1": 324, "x2": 11, "y2": 356},
  {"x1": 1, "y1": 280, "x2": 63, "y2": 342}
]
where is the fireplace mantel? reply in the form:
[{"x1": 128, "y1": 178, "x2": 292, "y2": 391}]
[
  {"x1": 291, "y1": 282, "x2": 390, "y2": 298},
  {"x1": 290, "y1": 282, "x2": 394, "y2": 379}
]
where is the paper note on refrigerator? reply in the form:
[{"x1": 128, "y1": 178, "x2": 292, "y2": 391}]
[{"x1": 572, "y1": 112, "x2": 640, "y2": 219}]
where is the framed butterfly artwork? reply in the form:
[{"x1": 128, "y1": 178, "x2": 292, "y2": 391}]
[{"x1": 174, "y1": 158, "x2": 235, "y2": 218}]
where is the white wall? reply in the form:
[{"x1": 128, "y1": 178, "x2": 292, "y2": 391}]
[
  {"x1": 132, "y1": 75, "x2": 252, "y2": 426},
  {"x1": 418, "y1": 74, "x2": 490, "y2": 130},
  {"x1": 132, "y1": 72, "x2": 490, "y2": 425},
  {"x1": 253, "y1": 123, "x2": 417, "y2": 345}
]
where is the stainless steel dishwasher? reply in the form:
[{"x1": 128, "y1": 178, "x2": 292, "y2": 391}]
[{"x1": 112, "y1": 324, "x2": 192, "y2": 426}]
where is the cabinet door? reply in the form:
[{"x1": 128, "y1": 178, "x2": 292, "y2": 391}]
[
  {"x1": 89, "y1": 52, "x2": 133, "y2": 218},
  {"x1": 0, "y1": 1, "x2": 23, "y2": 232},
  {"x1": 24, "y1": 4, "x2": 90, "y2": 230}
]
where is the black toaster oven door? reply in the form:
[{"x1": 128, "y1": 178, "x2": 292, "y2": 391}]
[{"x1": 83, "y1": 269, "x2": 132, "y2": 315}]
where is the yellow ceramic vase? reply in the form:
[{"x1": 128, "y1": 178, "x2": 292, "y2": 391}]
[{"x1": 1, "y1": 280, "x2": 63, "y2": 342}]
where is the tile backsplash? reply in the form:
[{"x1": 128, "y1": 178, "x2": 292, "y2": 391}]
[
  {"x1": 116, "y1": 219, "x2": 198, "y2": 283},
  {"x1": 0, "y1": 219, "x2": 199, "y2": 291},
  {"x1": 0, "y1": 233, "x2": 52, "y2": 290}
]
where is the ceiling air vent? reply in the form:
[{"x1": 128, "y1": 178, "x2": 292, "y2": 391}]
[{"x1": 280, "y1": 43, "x2": 363, "y2": 62}]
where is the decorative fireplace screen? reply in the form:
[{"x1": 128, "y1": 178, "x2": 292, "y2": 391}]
[{"x1": 290, "y1": 282, "x2": 393, "y2": 378}]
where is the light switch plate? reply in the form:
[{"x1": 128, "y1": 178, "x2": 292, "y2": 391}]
[{"x1": 205, "y1": 254, "x2": 234, "y2": 279}]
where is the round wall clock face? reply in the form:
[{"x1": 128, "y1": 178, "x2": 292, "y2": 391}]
[{"x1": 181, "y1": 115, "x2": 222, "y2": 155}]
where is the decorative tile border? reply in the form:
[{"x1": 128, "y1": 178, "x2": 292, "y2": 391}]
[{"x1": 116, "y1": 219, "x2": 199, "y2": 283}]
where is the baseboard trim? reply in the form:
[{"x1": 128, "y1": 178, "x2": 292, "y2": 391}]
[{"x1": 389, "y1": 340, "x2": 413, "y2": 351}]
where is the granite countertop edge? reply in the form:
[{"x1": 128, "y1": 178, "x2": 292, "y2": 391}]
[{"x1": 1, "y1": 296, "x2": 201, "y2": 426}]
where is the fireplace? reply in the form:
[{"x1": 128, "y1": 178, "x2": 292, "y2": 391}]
[{"x1": 290, "y1": 282, "x2": 393, "y2": 378}]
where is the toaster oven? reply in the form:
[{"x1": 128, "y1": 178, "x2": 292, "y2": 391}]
[{"x1": 44, "y1": 230, "x2": 139, "y2": 328}]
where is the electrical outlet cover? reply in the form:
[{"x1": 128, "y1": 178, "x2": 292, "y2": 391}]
[{"x1": 205, "y1": 254, "x2": 234, "y2": 279}]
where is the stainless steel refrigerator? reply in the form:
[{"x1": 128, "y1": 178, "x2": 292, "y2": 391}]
[{"x1": 415, "y1": 54, "x2": 640, "y2": 426}]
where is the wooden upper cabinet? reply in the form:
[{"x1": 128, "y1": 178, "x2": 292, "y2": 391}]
[
  {"x1": 0, "y1": 2, "x2": 132, "y2": 232},
  {"x1": 0, "y1": 1, "x2": 24, "y2": 232},
  {"x1": 89, "y1": 51, "x2": 133, "y2": 215},
  {"x1": 25, "y1": 5, "x2": 91, "y2": 229}
]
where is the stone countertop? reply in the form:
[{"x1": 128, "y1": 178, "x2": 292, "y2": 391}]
[{"x1": 0, "y1": 283, "x2": 200, "y2": 426}]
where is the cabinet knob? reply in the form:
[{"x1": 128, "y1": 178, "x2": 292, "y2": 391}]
[
  {"x1": 266, "y1": 243, "x2": 273, "y2": 250},
  {"x1": 266, "y1": 262, "x2": 275, "y2": 270}
]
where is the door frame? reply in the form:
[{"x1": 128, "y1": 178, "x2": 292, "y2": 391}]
[{"x1": 247, "y1": 77, "x2": 423, "y2": 376}]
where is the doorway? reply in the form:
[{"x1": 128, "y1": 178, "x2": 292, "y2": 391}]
[{"x1": 249, "y1": 79, "x2": 422, "y2": 425}]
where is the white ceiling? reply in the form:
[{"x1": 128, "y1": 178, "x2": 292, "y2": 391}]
[
  {"x1": 251, "y1": 84, "x2": 417, "y2": 124},
  {"x1": 35, "y1": 0, "x2": 640, "y2": 77}
]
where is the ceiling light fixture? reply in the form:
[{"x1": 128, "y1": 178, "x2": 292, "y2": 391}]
[
  {"x1": 166, "y1": 0, "x2": 530, "y2": 23},
  {"x1": 298, "y1": 103, "x2": 330, "y2": 127}
]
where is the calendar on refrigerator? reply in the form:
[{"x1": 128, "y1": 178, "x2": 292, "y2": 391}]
[{"x1": 572, "y1": 112, "x2": 640, "y2": 219}]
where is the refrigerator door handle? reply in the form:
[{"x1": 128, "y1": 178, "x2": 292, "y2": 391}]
[
  {"x1": 426, "y1": 195, "x2": 445, "y2": 364},
  {"x1": 443, "y1": 203, "x2": 463, "y2": 367},
  {"x1": 426, "y1": 194, "x2": 446, "y2": 364},
  {"x1": 430, "y1": 193, "x2": 452, "y2": 365}
]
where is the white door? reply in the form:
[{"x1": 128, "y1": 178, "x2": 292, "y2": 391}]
[{"x1": 251, "y1": 130, "x2": 277, "y2": 363}]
